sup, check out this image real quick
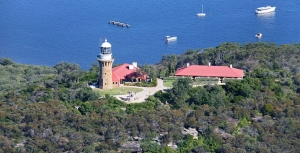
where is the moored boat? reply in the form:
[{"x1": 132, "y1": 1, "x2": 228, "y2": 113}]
[
  {"x1": 108, "y1": 21, "x2": 130, "y2": 28},
  {"x1": 197, "y1": 4, "x2": 206, "y2": 17},
  {"x1": 255, "y1": 33, "x2": 262, "y2": 38},
  {"x1": 255, "y1": 6, "x2": 276, "y2": 14},
  {"x1": 165, "y1": 36, "x2": 177, "y2": 41}
]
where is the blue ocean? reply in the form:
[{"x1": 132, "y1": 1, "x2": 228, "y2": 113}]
[{"x1": 0, "y1": 0, "x2": 299, "y2": 70}]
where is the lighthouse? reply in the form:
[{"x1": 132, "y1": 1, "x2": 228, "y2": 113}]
[{"x1": 97, "y1": 39, "x2": 114, "y2": 89}]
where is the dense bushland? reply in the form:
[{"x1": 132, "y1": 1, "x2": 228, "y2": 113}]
[{"x1": 1, "y1": 42, "x2": 300, "y2": 152}]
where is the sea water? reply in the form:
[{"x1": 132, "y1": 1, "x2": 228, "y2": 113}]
[{"x1": 0, "y1": 0, "x2": 299, "y2": 70}]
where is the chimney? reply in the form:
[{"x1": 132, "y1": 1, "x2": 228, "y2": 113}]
[
  {"x1": 187, "y1": 63, "x2": 190, "y2": 67},
  {"x1": 208, "y1": 62, "x2": 211, "y2": 66},
  {"x1": 132, "y1": 62, "x2": 137, "y2": 67},
  {"x1": 129, "y1": 65, "x2": 134, "y2": 69},
  {"x1": 229, "y1": 64, "x2": 232, "y2": 68}
]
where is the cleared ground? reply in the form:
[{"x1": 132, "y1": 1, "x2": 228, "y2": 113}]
[
  {"x1": 163, "y1": 80, "x2": 175, "y2": 88},
  {"x1": 114, "y1": 78, "x2": 168, "y2": 103},
  {"x1": 94, "y1": 87, "x2": 143, "y2": 96}
]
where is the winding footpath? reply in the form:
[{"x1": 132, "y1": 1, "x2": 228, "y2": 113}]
[{"x1": 114, "y1": 78, "x2": 168, "y2": 103}]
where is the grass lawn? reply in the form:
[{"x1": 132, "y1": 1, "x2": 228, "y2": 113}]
[
  {"x1": 163, "y1": 80, "x2": 175, "y2": 88},
  {"x1": 94, "y1": 87, "x2": 143, "y2": 96}
]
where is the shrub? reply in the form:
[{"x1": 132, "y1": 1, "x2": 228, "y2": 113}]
[{"x1": 263, "y1": 104, "x2": 274, "y2": 114}]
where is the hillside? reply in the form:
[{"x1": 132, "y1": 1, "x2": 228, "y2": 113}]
[{"x1": 1, "y1": 42, "x2": 300, "y2": 152}]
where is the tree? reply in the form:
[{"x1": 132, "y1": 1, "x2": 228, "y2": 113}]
[
  {"x1": 263, "y1": 104, "x2": 274, "y2": 115},
  {"x1": 89, "y1": 62, "x2": 99, "y2": 74},
  {"x1": 154, "y1": 90, "x2": 170, "y2": 104},
  {"x1": 0, "y1": 58, "x2": 15, "y2": 66},
  {"x1": 203, "y1": 135, "x2": 222, "y2": 152},
  {"x1": 159, "y1": 54, "x2": 177, "y2": 77},
  {"x1": 293, "y1": 74, "x2": 300, "y2": 86},
  {"x1": 207, "y1": 85, "x2": 228, "y2": 108},
  {"x1": 189, "y1": 87, "x2": 209, "y2": 106},
  {"x1": 140, "y1": 64, "x2": 158, "y2": 79},
  {"x1": 141, "y1": 142, "x2": 160, "y2": 153},
  {"x1": 159, "y1": 146, "x2": 176, "y2": 153},
  {"x1": 54, "y1": 62, "x2": 82, "y2": 83},
  {"x1": 169, "y1": 78, "x2": 192, "y2": 108},
  {"x1": 243, "y1": 78, "x2": 261, "y2": 91}
]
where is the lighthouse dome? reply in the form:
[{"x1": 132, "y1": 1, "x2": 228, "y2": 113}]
[{"x1": 101, "y1": 39, "x2": 111, "y2": 48}]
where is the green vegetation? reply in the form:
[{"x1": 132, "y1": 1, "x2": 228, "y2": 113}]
[
  {"x1": 1, "y1": 42, "x2": 300, "y2": 152},
  {"x1": 124, "y1": 78, "x2": 157, "y2": 87},
  {"x1": 193, "y1": 77, "x2": 219, "y2": 86}
]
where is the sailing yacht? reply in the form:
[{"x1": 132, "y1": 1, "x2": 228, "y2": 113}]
[{"x1": 197, "y1": 4, "x2": 206, "y2": 17}]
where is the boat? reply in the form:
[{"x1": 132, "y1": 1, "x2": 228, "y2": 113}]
[
  {"x1": 256, "y1": 11, "x2": 275, "y2": 17},
  {"x1": 108, "y1": 21, "x2": 115, "y2": 24},
  {"x1": 165, "y1": 36, "x2": 177, "y2": 41},
  {"x1": 108, "y1": 20, "x2": 130, "y2": 28},
  {"x1": 255, "y1": 33, "x2": 262, "y2": 38},
  {"x1": 197, "y1": 4, "x2": 206, "y2": 17},
  {"x1": 255, "y1": 6, "x2": 276, "y2": 14}
]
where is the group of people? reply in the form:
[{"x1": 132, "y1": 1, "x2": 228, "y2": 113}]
[
  {"x1": 125, "y1": 91, "x2": 138, "y2": 102},
  {"x1": 127, "y1": 91, "x2": 135, "y2": 96},
  {"x1": 133, "y1": 96, "x2": 139, "y2": 101},
  {"x1": 125, "y1": 95, "x2": 139, "y2": 102}
]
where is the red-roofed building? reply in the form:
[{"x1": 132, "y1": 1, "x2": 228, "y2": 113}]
[
  {"x1": 175, "y1": 63, "x2": 243, "y2": 84},
  {"x1": 111, "y1": 62, "x2": 147, "y2": 87}
]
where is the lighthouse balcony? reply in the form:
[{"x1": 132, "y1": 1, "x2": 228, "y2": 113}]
[{"x1": 97, "y1": 54, "x2": 114, "y2": 60}]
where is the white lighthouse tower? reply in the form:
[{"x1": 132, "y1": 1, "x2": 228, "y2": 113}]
[{"x1": 97, "y1": 39, "x2": 114, "y2": 89}]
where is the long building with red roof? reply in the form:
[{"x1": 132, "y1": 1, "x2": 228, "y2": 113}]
[{"x1": 175, "y1": 63, "x2": 243, "y2": 83}]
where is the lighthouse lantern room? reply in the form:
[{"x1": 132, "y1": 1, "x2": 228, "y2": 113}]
[{"x1": 97, "y1": 39, "x2": 114, "y2": 89}]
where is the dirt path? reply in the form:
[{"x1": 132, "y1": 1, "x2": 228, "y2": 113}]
[{"x1": 114, "y1": 78, "x2": 168, "y2": 103}]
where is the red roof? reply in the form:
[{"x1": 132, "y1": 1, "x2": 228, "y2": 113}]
[
  {"x1": 112, "y1": 63, "x2": 147, "y2": 81},
  {"x1": 175, "y1": 65, "x2": 243, "y2": 78}
]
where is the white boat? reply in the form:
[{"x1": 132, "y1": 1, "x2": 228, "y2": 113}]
[
  {"x1": 255, "y1": 33, "x2": 262, "y2": 38},
  {"x1": 165, "y1": 36, "x2": 177, "y2": 41},
  {"x1": 255, "y1": 6, "x2": 276, "y2": 14},
  {"x1": 197, "y1": 4, "x2": 206, "y2": 17}
]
